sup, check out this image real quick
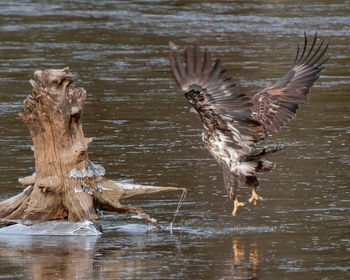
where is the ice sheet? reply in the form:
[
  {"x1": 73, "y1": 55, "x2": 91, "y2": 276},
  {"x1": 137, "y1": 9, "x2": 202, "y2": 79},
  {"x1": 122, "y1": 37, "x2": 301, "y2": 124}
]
[{"x1": 0, "y1": 220, "x2": 102, "y2": 236}]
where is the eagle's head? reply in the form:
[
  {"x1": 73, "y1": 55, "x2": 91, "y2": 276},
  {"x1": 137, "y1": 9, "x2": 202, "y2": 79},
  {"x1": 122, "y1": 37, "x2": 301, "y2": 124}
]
[{"x1": 184, "y1": 85, "x2": 203, "y2": 106}]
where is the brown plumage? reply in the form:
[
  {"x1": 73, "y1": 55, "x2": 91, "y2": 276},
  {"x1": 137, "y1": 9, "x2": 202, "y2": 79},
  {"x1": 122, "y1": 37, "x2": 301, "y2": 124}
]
[{"x1": 169, "y1": 33, "x2": 328, "y2": 216}]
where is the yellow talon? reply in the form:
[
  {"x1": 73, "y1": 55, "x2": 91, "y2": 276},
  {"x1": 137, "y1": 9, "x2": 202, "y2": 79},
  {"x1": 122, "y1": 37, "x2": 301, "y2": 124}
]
[
  {"x1": 249, "y1": 189, "x2": 263, "y2": 206},
  {"x1": 232, "y1": 199, "x2": 245, "y2": 216}
]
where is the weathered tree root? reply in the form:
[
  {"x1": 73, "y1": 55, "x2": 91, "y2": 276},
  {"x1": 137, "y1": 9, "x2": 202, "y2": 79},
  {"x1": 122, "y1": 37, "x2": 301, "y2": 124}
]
[
  {"x1": 0, "y1": 219, "x2": 18, "y2": 227},
  {"x1": 93, "y1": 177, "x2": 187, "y2": 229},
  {"x1": 0, "y1": 67, "x2": 186, "y2": 227}
]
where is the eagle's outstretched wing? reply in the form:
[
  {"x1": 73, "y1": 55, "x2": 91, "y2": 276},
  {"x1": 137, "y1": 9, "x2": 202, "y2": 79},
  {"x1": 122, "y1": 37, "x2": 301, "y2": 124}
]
[
  {"x1": 169, "y1": 34, "x2": 328, "y2": 151},
  {"x1": 251, "y1": 33, "x2": 329, "y2": 134},
  {"x1": 169, "y1": 42, "x2": 265, "y2": 154}
]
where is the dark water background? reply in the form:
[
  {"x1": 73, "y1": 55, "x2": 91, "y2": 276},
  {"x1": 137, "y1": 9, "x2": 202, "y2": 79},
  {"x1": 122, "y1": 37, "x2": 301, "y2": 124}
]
[{"x1": 0, "y1": 0, "x2": 349, "y2": 279}]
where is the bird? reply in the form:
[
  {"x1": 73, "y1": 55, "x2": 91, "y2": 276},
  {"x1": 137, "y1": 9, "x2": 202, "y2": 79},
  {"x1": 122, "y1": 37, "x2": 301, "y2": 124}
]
[{"x1": 169, "y1": 33, "x2": 328, "y2": 216}]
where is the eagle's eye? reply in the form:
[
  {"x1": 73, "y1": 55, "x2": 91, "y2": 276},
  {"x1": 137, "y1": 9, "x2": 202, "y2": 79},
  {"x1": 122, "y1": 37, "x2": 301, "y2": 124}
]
[
  {"x1": 188, "y1": 99, "x2": 195, "y2": 104},
  {"x1": 185, "y1": 89, "x2": 200, "y2": 100}
]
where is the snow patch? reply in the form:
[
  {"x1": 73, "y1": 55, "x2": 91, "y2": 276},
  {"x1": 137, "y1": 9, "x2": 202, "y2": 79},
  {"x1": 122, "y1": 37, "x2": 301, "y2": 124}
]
[
  {"x1": 69, "y1": 160, "x2": 105, "y2": 178},
  {"x1": 115, "y1": 180, "x2": 159, "y2": 190},
  {"x1": 96, "y1": 184, "x2": 112, "y2": 191}
]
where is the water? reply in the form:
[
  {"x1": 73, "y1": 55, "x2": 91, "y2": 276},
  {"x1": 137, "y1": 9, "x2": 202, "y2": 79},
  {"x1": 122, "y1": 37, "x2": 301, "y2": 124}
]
[{"x1": 0, "y1": 0, "x2": 349, "y2": 279}]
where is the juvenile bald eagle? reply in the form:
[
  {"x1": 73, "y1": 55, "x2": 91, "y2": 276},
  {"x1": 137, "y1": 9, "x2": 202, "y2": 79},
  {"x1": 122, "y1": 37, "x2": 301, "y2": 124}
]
[{"x1": 169, "y1": 34, "x2": 328, "y2": 216}]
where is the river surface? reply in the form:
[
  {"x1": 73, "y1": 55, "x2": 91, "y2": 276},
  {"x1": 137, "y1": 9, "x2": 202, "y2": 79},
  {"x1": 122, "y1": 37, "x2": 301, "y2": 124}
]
[{"x1": 0, "y1": 1, "x2": 349, "y2": 279}]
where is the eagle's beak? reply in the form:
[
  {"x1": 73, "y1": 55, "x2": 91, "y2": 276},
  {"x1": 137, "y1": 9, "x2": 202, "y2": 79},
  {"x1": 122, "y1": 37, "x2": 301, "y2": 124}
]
[{"x1": 189, "y1": 107, "x2": 197, "y2": 114}]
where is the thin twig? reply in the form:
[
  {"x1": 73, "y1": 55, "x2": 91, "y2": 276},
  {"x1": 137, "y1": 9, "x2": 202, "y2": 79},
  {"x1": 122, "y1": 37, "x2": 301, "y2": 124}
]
[{"x1": 170, "y1": 188, "x2": 187, "y2": 231}]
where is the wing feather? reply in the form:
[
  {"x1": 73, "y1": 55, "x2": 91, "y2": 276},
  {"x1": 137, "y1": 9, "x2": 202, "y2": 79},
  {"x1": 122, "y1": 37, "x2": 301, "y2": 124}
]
[
  {"x1": 169, "y1": 33, "x2": 328, "y2": 150},
  {"x1": 169, "y1": 42, "x2": 265, "y2": 153},
  {"x1": 252, "y1": 33, "x2": 328, "y2": 134}
]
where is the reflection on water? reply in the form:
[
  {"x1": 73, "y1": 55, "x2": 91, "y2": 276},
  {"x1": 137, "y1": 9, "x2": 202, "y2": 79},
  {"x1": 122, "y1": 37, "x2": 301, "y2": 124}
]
[
  {"x1": 0, "y1": 235, "x2": 98, "y2": 280},
  {"x1": 231, "y1": 239, "x2": 259, "y2": 280},
  {"x1": 0, "y1": 230, "x2": 266, "y2": 280},
  {"x1": 0, "y1": 0, "x2": 349, "y2": 279}
]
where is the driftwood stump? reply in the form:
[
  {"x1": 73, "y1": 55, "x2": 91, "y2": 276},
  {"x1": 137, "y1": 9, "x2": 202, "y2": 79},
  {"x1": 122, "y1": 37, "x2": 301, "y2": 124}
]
[{"x1": 0, "y1": 67, "x2": 185, "y2": 227}]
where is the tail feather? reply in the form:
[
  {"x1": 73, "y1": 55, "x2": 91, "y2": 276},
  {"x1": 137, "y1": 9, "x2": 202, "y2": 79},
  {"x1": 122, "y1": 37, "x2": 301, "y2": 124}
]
[
  {"x1": 256, "y1": 159, "x2": 276, "y2": 172},
  {"x1": 238, "y1": 145, "x2": 281, "y2": 176},
  {"x1": 236, "y1": 159, "x2": 276, "y2": 176}
]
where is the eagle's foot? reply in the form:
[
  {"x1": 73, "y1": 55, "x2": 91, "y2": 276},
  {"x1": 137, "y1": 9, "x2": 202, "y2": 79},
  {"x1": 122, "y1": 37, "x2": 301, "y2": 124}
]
[
  {"x1": 232, "y1": 199, "x2": 245, "y2": 216},
  {"x1": 249, "y1": 189, "x2": 263, "y2": 206}
]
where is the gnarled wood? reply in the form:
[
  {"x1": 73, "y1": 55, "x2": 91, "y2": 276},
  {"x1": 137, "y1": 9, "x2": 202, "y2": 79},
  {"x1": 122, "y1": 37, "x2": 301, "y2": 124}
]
[{"x1": 0, "y1": 67, "x2": 185, "y2": 227}]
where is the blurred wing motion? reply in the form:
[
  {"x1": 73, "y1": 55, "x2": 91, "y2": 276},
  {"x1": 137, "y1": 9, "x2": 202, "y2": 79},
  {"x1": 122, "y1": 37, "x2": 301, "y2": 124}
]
[{"x1": 169, "y1": 33, "x2": 328, "y2": 216}]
